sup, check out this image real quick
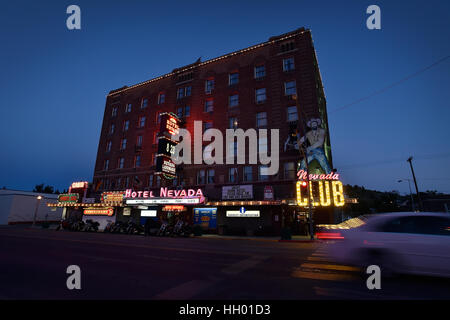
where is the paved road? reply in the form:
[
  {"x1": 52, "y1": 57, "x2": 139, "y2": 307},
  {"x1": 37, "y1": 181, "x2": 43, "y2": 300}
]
[{"x1": 1, "y1": 227, "x2": 450, "y2": 299}]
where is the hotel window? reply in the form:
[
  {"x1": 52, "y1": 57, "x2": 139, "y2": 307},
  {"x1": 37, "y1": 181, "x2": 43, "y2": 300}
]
[
  {"x1": 256, "y1": 112, "x2": 267, "y2": 127},
  {"x1": 117, "y1": 178, "x2": 122, "y2": 189},
  {"x1": 197, "y1": 170, "x2": 206, "y2": 185},
  {"x1": 229, "y1": 72, "x2": 239, "y2": 86},
  {"x1": 158, "y1": 92, "x2": 165, "y2": 104},
  {"x1": 139, "y1": 116, "x2": 146, "y2": 128},
  {"x1": 141, "y1": 98, "x2": 148, "y2": 108},
  {"x1": 123, "y1": 120, "x2": 129, "y2": 131},
  {"x1": 204, "y1": 99, "x2": 214, "y2": 112},
  {"x1": 111, "y1": 106, "x2": 118, "y2": 117},
  {"x1": 283, "y1": 57, "x2": 295, "y2": 72},
  {"x1": 255, "y1": 88, "x2": 266, "y2": 104},
  {"x1": 136, "y1": 135, "x2": 143, "y2": 147},
  {"x1": 134, "y1": 155, "x2": 141, "y2": 168},
  {"x1": 229, "y1": 117, "x2": 238, "y2": 129},
  {"x1": 284, "y1": 81, "x2": 297, "y2": 96},
  {"x1": 104, "y1": 179, "x2": 109, "y2": 190},
  {"x1": 258, "y1": 137, "x2": 268, "y2": 154},
  {"x1": 243, "y1": 166, "x2": 253, "y2": 182},
  {"x1": 203, "y1": 121, "x2": 213, "y2": 132},
  {"x1": 177, "y1": 86, "x2": 191, "y2": 99},
  {"x1": 229, "y1": 94, "x2": 239, "y2": 107},
  {"x1": 156, "y1": 176, "x2": 161, "y2": 187},
  {"x1": 259, "y1": 165, "x2": 269, "y2": 181},
  {"x1": 280, "y1": 41, "x2": 295, "y2": 53},
  {"x1": 207, "y1": 169, "x2": 215, "y2": 184},
  {"x1": 287, "y1": 106, "x2": 298, "y2": 122},
  {"x1": 125, "y1": 103, "x2": 132, "y2": 113},
  {"x1": 120, "y1": 138, "x2": 127, "y2": 150},
  {"x1": 284, "y1": 162, "x2": 296, "y2": 180},
  {"x1": 229, "y1": 167, "x2": 238, "y2": 183},
  {"x1": 205, "y1": 78, "x2": 214, "y2": 93},
  {"x1": 177, "y1": 106, "x2": 190, "y2": 118},
  {"x1": 109, "y1": 124, "x2": 115, "y2": 134},
  {"x1": 157, "y1": 112, "x2": 162, "y2": 123},
  {"x1": 126, "y1": 177, "x2": 130, "y2": 188},
  {"x1": 148, "y1": 174, "x2": 153, "y2": 187},
  {"x1": 106, "y1": 141, "x2": 112, "y2": 152},
  {"x1": 104, "y1": 159, "x2": 109, "y2": 170},
  {"x1": 118, "y1": 157, "x2": 125, "y2": 169},
  {"x1": 254, "y1": 65, "x2": 265, "y2": 79}
]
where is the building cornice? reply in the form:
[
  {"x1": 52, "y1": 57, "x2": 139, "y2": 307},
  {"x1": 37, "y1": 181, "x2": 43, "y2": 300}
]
[{"x1": 107, "y1": 28, "x2": 308, "y2": 97}]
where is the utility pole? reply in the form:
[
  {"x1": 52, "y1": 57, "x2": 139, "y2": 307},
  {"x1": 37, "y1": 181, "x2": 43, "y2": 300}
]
[
  {"x1": 293, "y1": 94, "x2": 314, "y2": 240},
  {"x1": 398, "y1": 179, "x2": 415, "y2": 211},
  {"x1": 407, "y1": 157, "x2": 423, "y2": 211}
]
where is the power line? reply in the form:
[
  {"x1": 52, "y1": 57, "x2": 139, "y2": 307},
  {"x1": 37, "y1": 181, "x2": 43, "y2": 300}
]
[
  {"x1": 337, "y1": 152, "x2": 450, "y2": 170},
  {"x1": 329, "y1": 55, "x2": 450, "y2": 114}
]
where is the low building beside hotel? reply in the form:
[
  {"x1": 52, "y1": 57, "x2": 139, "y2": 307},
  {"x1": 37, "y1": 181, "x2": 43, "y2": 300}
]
[{"x1": 0, "y1": 189, "x2": 62, "y2": 225}]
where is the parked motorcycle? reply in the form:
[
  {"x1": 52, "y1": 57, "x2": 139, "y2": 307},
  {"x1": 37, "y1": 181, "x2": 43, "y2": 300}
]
[
  {"x1": 125, "y1": 220, "x2": 143, "y2": 235},
  {"x1": 111, "y1": 221, "x2": 127, "y2": 233},
  {"x1": 83, "y1": 219, "x2": 100, "y2": 232},
  {"x1": 172, "y1": 221, "x2": 192, "y2": 237},
  {"x1": 104, "y1": 220, "x2": 115, "y2": 233},
  {"x1": 157, "y1": 222, "x2": 170, "y2": 236}
]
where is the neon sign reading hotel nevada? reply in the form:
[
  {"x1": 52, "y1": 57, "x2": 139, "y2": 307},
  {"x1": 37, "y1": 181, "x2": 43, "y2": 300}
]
[{"x1": 125, "y1": 188, "x2": 205, "y2": 205}]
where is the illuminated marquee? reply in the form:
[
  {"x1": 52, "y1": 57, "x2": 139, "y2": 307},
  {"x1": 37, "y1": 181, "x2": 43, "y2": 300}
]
[
  {"x1": 58, "y1": 193, "x2": 79, "y2": 203},
  {"x1": 159, "y1": 113, "x2": 180, "y2": 137},
  {"x1": 83, "y1": 207, "x2": 114, "y2": 216},
  {"x1": 70, "y1": 181, "x2": 88, "y2": 189},
  {"x1": 101, "y1": 191, "x2": 124, "y2": 203},
  {"x1": 124, "y1": 187, "x2": 205, "y2": 205},
  {"x1": 296, "y1": 170, "x2": 345, "y2": 207}
]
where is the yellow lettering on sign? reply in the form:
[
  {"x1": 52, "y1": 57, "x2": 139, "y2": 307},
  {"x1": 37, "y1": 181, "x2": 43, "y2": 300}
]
[
  {"x1": 309, "y1": 181, "x2": 320, "y2": 206},
  {"x1": 296, "y1": 181, "x2": 308, "y2": 206},
  {"x1": 332, "y1": 181, "x2": 345, "y2": 207},
  {"x1": 319, "y1": 181, "x2": 331, "y2": 206}
]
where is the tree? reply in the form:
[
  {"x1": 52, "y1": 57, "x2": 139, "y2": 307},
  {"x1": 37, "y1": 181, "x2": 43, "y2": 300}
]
[{"x1": 33, "y1": 184, "x2": 55, "y2": 194}]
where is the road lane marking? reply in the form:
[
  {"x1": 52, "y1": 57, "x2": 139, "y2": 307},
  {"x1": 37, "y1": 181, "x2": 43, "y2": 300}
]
[
  {"x1": 291, "y1": 270, "x2": 358, "y2": 281},
  {"x1": 301, "y1": 263, "x2": 360, "y2": 272},
  {"x1": 221, "y1": 255, "x2": 269, "y2": 275}
]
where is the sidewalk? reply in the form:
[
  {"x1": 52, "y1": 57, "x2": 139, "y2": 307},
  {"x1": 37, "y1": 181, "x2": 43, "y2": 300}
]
[{"x1": 195, "y1": 234, "x2": 318, "y2": 243}]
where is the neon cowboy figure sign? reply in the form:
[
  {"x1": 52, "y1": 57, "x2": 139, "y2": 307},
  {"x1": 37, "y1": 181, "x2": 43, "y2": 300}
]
[{"x1": 125, "y1": 187, "x2": 205, "y2": 205}]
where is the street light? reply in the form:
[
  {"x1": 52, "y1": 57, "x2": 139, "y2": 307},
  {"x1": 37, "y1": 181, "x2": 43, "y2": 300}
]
[
  {"x1": 398, "y1": 179, "x2": 415, "y2": 212},
  {"x1": 32, "y1": 195, "x2": 43, "y2": 226}
]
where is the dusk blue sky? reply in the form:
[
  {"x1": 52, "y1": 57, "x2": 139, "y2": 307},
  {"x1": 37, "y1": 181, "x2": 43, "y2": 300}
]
[{"x1": 1, "y1": 0, "x2": 449, "y2": 194}]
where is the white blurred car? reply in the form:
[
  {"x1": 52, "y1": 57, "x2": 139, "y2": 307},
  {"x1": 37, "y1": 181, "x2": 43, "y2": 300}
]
[{"x1": 319, "y1": 212, "x2": 450, "y2": 277}]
